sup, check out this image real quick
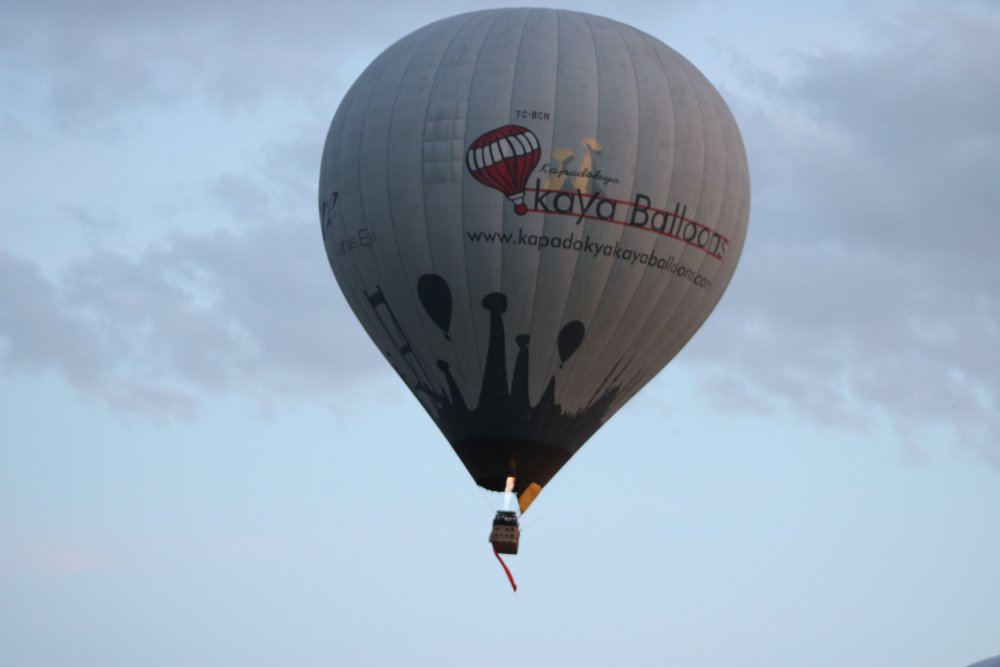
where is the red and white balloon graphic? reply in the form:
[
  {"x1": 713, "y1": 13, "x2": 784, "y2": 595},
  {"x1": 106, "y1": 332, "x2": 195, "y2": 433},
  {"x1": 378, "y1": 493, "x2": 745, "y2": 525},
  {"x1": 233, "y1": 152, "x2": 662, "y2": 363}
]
[{"x1": 465, "y1": 125, "x2": 540, "y2": 215}]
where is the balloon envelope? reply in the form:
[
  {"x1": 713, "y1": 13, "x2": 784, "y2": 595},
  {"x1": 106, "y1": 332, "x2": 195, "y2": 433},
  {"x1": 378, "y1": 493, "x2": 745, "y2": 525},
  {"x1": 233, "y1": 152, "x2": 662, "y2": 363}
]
[{"x1": 319, "y1": 8, "x2": 749, "y2": 511}]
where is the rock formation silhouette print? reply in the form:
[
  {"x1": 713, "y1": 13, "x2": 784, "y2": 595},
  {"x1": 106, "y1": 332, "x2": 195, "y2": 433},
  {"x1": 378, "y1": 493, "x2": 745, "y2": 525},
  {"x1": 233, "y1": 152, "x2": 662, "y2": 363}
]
[{"x1": 365, "y1": 272, "x2": 642, "y2": 498}]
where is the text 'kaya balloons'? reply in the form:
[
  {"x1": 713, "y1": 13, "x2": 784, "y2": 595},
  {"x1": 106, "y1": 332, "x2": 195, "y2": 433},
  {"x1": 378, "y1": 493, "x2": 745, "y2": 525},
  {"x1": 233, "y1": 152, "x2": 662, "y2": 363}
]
[{"x1": 320, "y1": 8, "x2": 749, "y2": 513}]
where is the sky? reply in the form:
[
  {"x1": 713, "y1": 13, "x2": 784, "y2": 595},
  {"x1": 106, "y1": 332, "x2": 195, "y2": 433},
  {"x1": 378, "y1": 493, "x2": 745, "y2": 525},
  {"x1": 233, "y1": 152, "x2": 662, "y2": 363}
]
[{"x1": 1, "y1": 0, "x2": 998, "y2": 666}]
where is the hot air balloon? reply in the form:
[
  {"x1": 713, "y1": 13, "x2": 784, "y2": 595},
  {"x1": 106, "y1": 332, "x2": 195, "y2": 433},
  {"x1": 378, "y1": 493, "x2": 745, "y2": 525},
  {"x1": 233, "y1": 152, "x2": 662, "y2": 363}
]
[{"x1": 319, "y1": 8, "x2": 749, "y2": 574}]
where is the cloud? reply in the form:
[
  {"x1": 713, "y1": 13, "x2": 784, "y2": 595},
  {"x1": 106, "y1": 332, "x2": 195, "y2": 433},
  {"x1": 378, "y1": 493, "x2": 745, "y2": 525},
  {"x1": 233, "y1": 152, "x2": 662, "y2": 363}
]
[
  {"x1": 1, "y1": 0, "x2": 700, "y2": 133},
  {"x1": 968, "y1": 656, "x2": 1000, "y2": 667},
  {"x1": 0, "y1": 219, "x2": 384, "y2": 419},
  {"x1": 0, "y1": 250, "x2": 107, "y2": 386},
  {"x1": 1, "y1": 1, "x2": 375, "y2": 131},
  {"x1": 2, "y1": 1, "x2": 996, "y2": 470},
  {"x1": 0, "y1": 14, "x2": 387, "y2": 420},
  {"x1": 685, "y1": 1, "x2": 1000, "y2": 467}
]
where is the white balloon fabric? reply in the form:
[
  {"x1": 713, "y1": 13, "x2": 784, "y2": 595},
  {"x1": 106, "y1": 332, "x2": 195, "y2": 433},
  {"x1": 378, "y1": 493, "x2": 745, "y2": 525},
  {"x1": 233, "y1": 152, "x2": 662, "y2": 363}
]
[{"x1": 319, "y1": 8, "x2": 749, "y2": 511}]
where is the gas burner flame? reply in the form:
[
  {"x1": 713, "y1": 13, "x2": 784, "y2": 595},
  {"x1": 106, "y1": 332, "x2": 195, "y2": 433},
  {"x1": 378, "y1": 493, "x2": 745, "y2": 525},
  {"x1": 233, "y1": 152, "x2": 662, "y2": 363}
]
[{"x1": 503, "y1": 476, "x2": 516, "y2": 511}]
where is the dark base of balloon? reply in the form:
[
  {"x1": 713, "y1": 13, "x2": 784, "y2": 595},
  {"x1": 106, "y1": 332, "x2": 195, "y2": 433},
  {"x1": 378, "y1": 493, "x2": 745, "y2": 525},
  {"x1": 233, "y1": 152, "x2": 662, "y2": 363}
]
[
  {"x1": 450, "y1": 437, "x2": 573, "y2": 493},
  {"x1": 412, "y1": 273, "x2": 634, "y2": 501}
]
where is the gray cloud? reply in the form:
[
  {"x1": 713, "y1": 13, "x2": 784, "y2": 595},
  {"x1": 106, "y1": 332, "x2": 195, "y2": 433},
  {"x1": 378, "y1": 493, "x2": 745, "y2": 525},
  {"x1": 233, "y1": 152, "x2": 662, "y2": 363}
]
[
  {"x1": 1, "y1": 1, "x2": 373, "y2": 131},
  {"x1": 2, "y1": 1, "x2": 996, "y2": 469},
  {"x1": 0, "y1": 250, "x2": 107, "y2": 386},
  {"x1": 1, "y1": 0, "x2": 696, "y2": 132},
  {"x1": 1, "y1": 28, "x2": 386, "y2": 419},
  {"x1": 0, "y1": 218, "x2": 383, "y2": 418},
  {"x1": 685, "y1": 1, "x2": 1000, "y2": 467}
]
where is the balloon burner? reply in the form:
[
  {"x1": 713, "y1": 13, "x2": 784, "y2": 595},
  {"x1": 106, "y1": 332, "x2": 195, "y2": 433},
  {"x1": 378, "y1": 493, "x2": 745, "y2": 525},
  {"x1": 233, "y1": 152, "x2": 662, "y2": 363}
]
[{"x1": 490, "y1": 476, "x2": 520, "y2": 555}]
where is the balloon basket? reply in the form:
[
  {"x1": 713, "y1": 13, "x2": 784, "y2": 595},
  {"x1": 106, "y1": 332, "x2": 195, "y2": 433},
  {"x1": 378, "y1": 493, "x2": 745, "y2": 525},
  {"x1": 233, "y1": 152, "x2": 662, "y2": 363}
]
[{"x1": 489, "y1": 510, "x2": 520, "y2": 554}]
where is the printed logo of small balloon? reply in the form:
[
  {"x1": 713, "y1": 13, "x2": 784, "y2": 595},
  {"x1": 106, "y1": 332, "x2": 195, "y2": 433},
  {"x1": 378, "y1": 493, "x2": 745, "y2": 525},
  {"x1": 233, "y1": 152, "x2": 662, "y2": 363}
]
[{"x1": 466, "y1": 125, "x2": 541, "y2": 215}]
